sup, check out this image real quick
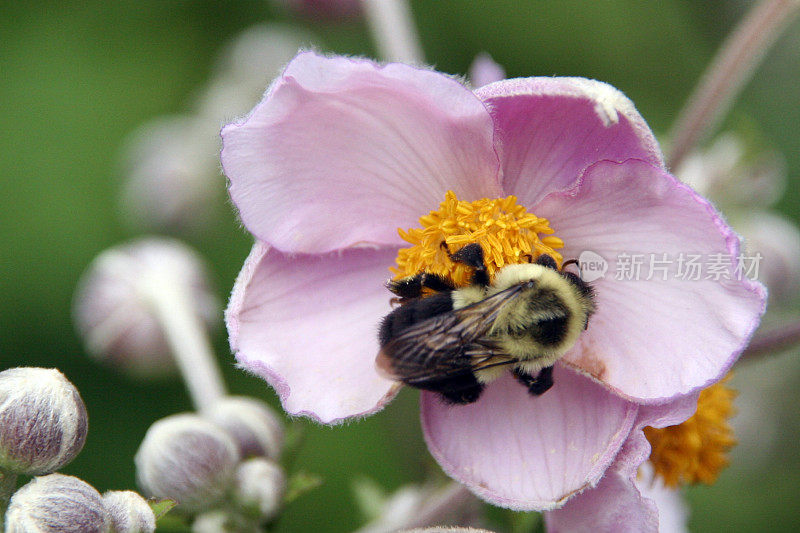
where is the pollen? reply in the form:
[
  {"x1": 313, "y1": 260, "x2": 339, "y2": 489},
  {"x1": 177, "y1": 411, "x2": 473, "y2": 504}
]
[
  {"x1": 392, "y1": 190, "x2": 563, "y2": 284},
  {"x1": 644, "y1": 375, "x2": 737, "y2": 488}
]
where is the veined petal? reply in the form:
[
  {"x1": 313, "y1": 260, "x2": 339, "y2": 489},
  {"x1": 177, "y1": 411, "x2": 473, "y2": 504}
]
[
  {"x1": 475, "y1": 77, "x2": 663, "y2": 205},
  {"x1": 226, "y1": 241, "x2": 401, "y2": 424},
  {"x1": 545, "y1": 395, "x2": 697, "y2": 533},
  {"x1": 545, "y1": 465, "x2": 659, "y2": 533},
  {"x1": 420, "y1": 366, "x2": 637, "y2": 511},
  {"x1": 221, "y1": 52, "x2": 502, "y2": 254},
  {"x1": 535, "y1": 159, "x2": 766, "y2": 403}
]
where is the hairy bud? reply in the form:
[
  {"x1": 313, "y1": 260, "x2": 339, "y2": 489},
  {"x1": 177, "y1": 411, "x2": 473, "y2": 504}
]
[
  {"x1": 119, "y1": 117, "x2": 220, "y2": 232},
  {"x1": 5, "y1": 473, "x2": 110, "y2": 532},
  {"x1": 233, "y1": 458, "x2": 285, "y2": 522},
  {"x1": 73, "y1": 238, "x2": 218, "y2": 378},
  {"x1": 135, "y1": 414, "x2": 239, "y2": 513},
  {"x1": 192, "y1": 510, "x2": 258, "y2": 533},
  {"x1": 0, "y1": 368, "x2": 88, "y2": 475},
  {"x1": 204, "y1": 396, "x2": 283, "y2": 460},
  {"x1": 102, "y1": 490, "x2": 156, "y2": 533}
]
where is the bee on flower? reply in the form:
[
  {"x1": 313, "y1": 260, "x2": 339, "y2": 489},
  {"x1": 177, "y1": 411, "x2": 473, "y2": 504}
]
[{"x1": 221, "y1": 52, "x2": 765, "y2": 520}]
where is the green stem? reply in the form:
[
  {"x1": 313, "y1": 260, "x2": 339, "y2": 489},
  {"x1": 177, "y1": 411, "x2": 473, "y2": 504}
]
[
  {"x1": 667, "y1": 0, "x2": 800, "y2": 170},
  {"x1": 141, "y1": 268, "x2": 226, "y2": 413},
  {"x1": 362, "y1": 0, "x2": 425, "y2": 63},
  {"x1": 0, "y1": 468, "x2": 19, "y2": 527},
  {"x1": 740, "y1": 319, "x2": 800, "y2": 362}
]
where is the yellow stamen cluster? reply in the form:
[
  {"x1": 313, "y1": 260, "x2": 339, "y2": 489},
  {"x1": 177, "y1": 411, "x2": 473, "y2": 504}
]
[
  {"x1": 644, "y1": 375, "x2": 737, "y2": 488},
  {"x1": 392, "y1": 191, "x2": 563, "y2": 284}
]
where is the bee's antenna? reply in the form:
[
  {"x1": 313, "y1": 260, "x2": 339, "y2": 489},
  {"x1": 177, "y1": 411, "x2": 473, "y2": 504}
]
[{"x1": 561, "y1": 259, "x2": 580, "y2": 273}]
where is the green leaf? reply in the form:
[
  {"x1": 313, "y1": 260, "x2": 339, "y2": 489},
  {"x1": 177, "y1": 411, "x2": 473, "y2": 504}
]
[
  {"x1": 148, "y1": 498, "x2": 177, "y2": 521},
  {"x1": 283, "y1": 471, "x2": 323, "y2": 506}
]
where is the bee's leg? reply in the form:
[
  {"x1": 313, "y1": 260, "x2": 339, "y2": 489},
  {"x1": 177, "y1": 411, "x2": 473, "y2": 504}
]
[
  {"x1": 387, "y1": 273, "x2": 456, "y2": 299},
  {"x1": 513, "y1": 365, "x2": 554, "y2": 396},
  {"x1": 535, "y1": 254, "x2": 558, "y2": 270},
  {"x1": 447, "y1": 242, "x2": 490, "y2": 287}
]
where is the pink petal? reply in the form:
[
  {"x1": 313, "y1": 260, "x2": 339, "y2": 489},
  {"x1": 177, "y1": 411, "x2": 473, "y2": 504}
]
[
  {"x1": 226, "y1": 241, "x2": 401, "y2": 424},
  {"x1": 420, "y1": 366, "x2": 637, "y2": 511},
  {"x1": 544, "y1": 464, "x2": 659, "y2": 533},
  {"x1": 535, "y1": 159, "x2": 766, "y2": 403},
  {"x1": 221, "y1": 52, "x2": 502, "y2": 254},
  {"x1": 636, "y1": 464, "x2": 689, "y2": 533},
  {"x1": 475, "y1": 77, "x2": 664, "y2": 205},
  {"x1": 545, "y1": 394, "x2": 697, "y2": 532}
]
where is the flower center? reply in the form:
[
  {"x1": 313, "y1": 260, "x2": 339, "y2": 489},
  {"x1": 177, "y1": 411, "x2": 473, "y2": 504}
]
[
  {"x1": 392, "y1": 191, "x2": 564, "y2": 285},
  {"x1": 644, "y1": 375, "x2": 737, "y2": 488}
]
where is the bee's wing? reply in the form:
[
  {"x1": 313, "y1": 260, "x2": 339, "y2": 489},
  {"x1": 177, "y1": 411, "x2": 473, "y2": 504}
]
[{"x1": 378, "y1": 284, "x2": 523, "y2": 384}]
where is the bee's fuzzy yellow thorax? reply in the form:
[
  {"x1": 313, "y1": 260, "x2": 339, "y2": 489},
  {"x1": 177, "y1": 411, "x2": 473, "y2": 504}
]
[
  {"x1": 392, "y1": 191, "x2": 564, "y2": 284},
  {"x1": 644, "y1": 375, "x2": 737, "y2": 487}
]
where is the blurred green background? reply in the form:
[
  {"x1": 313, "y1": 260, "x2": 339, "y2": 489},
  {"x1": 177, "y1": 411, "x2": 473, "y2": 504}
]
[{"x1": 1, "y1": 1, "x2": 799, "y2": 531}]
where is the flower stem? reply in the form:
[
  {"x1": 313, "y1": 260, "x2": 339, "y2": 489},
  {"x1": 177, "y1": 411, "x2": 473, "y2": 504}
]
[
  {"x1": 0, "y1": 469, "x2": 18, "y2": 528},
  {"x1": 741, "y1": 319, "x2": 800, "y2": 362},
  {"x1": 667, "y1": 0, "x2": 800, "y2": 169},
  {"x1": 142, "y1": 273, "x2": 226, "y2": 413},
  {"x1": 362, "y1": 0, "x2": 425, "y2": 64}
]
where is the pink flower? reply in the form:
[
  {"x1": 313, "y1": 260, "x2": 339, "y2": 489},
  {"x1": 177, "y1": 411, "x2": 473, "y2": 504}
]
[{"x1": 220, "y1": 52, "x2": 765, "y2": 513}]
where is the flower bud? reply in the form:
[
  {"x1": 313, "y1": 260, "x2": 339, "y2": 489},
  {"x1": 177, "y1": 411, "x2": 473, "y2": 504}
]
[
  {"x1": 102, "y1": 490, "x2": 156, "y2": 533},
  {"x1": 73, "y1": 238, "x2": 219, "y2": 379},
  {"x1": 119, "y1": 116, "x2": 221, "y2": 233},
  {"x1": 233, "y1": 458, "x2": 285, "y2": 522},
  {"x1": 0, "y1": 367, "x2": 88, "y2": 475},
  {"x1": 135, "y1": 414, "x2": 239, "y2": 513},
  {"x1": 192, "y1": 510, "x2": 258, "y2": 533},
  {"x1": 199, "y1": 24, "x2": 310, "y2": 121},
  {"x1": 203, "y1": 396, "x2": 283, "y2": 460},
  {"x1": 736, "y1": 211, "x2": 800, "y2": 303},
  {"x1": 676, "y1": 133, "x2": 786, "y2": 209},
  {"x1": 5, "y1": 473, "x2": 111, "y2": 532}
]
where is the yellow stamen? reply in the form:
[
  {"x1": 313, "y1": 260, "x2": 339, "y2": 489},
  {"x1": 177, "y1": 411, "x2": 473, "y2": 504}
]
[
  {"x1": 392, "y1": 191, "x2": 563, "y2": 285},
  {"x1": 644, "y1": 374, "x2": 737, "y2": 488}
]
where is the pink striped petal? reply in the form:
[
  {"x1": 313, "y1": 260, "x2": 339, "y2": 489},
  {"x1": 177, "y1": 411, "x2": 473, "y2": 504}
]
[
  {"x1": 226, "y1": 242, "x2": 401, "y2": 424},
  {"x1": 545, "y1": 394, "x2": 697, "y2": 532},
  {"x1": 420, "y1": 366, "x2": 637, "y2": 510},
  {"x1": 535, "y1": 159, "x2": 766, "y2": 403},
  {"x1": 475, "y1": 77, "x2": 663, "y2": 205},
  {"x1": 221, "y1": 52, "x2": 502, "y2": 254}
]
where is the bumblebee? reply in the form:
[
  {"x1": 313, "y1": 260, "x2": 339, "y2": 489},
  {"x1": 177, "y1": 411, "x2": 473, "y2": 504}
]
[{"x1": 377, "y1": 243, "x2": 595, "y2": 404}]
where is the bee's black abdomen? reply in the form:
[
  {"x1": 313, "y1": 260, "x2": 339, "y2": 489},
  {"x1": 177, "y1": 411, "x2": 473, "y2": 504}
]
[{"x1": 378, "y1": 292, "x2": 454, "y2": 346}]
